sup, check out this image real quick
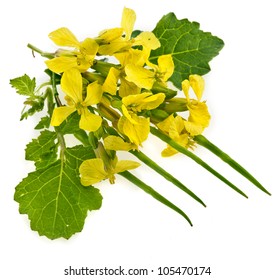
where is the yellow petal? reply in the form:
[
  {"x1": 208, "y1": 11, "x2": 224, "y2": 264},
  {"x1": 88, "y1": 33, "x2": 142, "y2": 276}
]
[
  {"x1": 98, "y1": 41, "x2": 131, "y2": 55},
  {"x1": 133, "y1": 31, "x2": 161, "y2": 50},
  {"x1": 121, "y1": 7, "x2": 136, "y2": 40},
  {"x1": 161, "y1": 146, "x2": 178, "y2": 157},
  {"x1": 157, "y1": 114, "x2": 175, "y2": 134},
  {"x1": 125, "y1": 64, "x2": 155, "y2": 89},
  {"x1": 61, "y1": 69, "x2": 83, "y2": 104},
  {"x1": 158, "y1": 55, "x2": 174, "y2": 81},
  {"x1": 98, "y1": 28, "x2": 124, "y2": 42},
  {"x1": 121, "y1": 104, "x2": 138, "y2": 124},
  {"x1": 102, "y1": 67, "x2": 120, "y2": 95},
  {"x1": 169, "y1": 115, "x2": 185, "y2": 139},
  {"x1": 103, "y1": 135, "x2": 137, "y2": 151},
  {"x1": 45, "y1": 56, "x2": 78, "y2": 74},
  {"x1": 138, "y1": 92, "x2": 165, "y2": 111},
  {"x1": 50, "y1": 106, "x2": 76, "y2": 126},
  {"x1": 79, "y1": 109, "x2": 102, "y2": 131},
  {"x1": 122, "y1": 92, "x2": 151, "y2": 108},
  {"x1": 74, "y1": 56, "x2": 91, "y2": 72},
  {"x1": 79, "y1": 158, "x2": 108, "y2": 186},
  {"x1": 188, "y1": 101, "x2": 210, "y2": 129},
  {"x1": 48, "y1": 27, "x2": 79, "y2": 47},
  {"x1": 114, "y1": 160, "x2": 140, "y2": 173},
  {"x1": 181, "y1": 79, "x2": 190, "y2": 100},
  {"x1": 85, "y1": 81, "x2": 103, "y2": 105},
  {"x1": 119, "y1": 77, "x2": 141, "y2": 97},
  {"x1": 115, "y1": 48, "x2": 147, "y2": 67},
  {"x1": 119, "y1": 115, "x2": 150, "y2": 146},
  {"x1": 80, "y1": 38, "x2": 98, "y2": 56},
  {"x1": 189, "y1": 74, "x2": 205, "y2": 101}
]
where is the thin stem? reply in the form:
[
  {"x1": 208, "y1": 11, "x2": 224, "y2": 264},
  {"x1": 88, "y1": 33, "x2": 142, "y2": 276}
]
[
  {"x1": 27, "y1": 43, "x2": 54, "y2": 59},
  {"x1": 119, "y1": 171, "x2": 193, "y2": 226},
  {"x1": 130, "y1": 150, "x2": 206, "y2": 207},
  {"x1": 150, "y1": 126, "x2": 248, "y2": 198},
  {"x1": 51, "y1": 72, "x2": 63, "y2": 107},
  {"x1": 194, "y1": 135, "x2": 271, "y2": 195}
]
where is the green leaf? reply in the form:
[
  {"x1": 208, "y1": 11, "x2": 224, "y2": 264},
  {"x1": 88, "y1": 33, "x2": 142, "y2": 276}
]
[
  {"x1": 150, "y1": 13, "x2": 224, "y2": 88},
  {"x1": 10, "y1": 74, "x2": 36, "y2": 96},
  {"x1": 25, "y1": 130, "x2": 58, "y2": 169},
  {"x1": 35, "y1": 116, "x2": 51, "y2": 130},
  {"x1": 59, "y1": 112, "x2": 81, "y2": 135},
  {"x1": 14, "y1": 146, "x2": 102, "y2": 240}
]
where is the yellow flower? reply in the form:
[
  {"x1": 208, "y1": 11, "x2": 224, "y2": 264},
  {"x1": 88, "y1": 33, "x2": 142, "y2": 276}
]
[
  {"x1": 102, "y1": 48, "x2": 146, "y2": 97},
  {"x1": 98, "y1": 7, "x2": 160, "y2": 55},
  {"x1": 156, "y1": 75, "x2": 210, "y2": 156},
  {"x1": 51, "y1": 69, "x2": 102, "y2": 131},
  {"x1": 157, "y1": 114, "x2": 190, "y2": 157},
  {"x1": 125, "y1": 54, "x2": 174, "y2": 90},
  {"x1": 181, "y1": 74, "x2": 210, "y2": 135},
  {"x1": 45, "y1": 27, "x2": 98, "y2": 73},
  {"x1": 118, "y1": 92, "x2": 165, "y2": 146},
  {"x1": 103, "y1": 135, "x2": 138, "y2": 151},
  {"x1": 79, "y1": 156, "x2": 140, "y2": 185}
]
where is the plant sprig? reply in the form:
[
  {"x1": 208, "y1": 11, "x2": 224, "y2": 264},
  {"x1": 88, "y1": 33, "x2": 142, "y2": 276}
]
[{"x1": 10, "y1": 7, "x2": 270, "y2": 240}]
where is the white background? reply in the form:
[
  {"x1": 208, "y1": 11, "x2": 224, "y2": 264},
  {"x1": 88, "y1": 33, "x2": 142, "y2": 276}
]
[{"x1": 1, "y1": 0, "x2": 275, "y2": 279}]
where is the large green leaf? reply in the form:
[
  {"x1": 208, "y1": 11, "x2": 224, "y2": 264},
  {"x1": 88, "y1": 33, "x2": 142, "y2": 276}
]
[
  {"x1": 14, "y1": 146, "x2": 102, "y2": 240},
  {"x1": 150, "y1": 13, "x2": 224, "y2": 88},
  {"x1": 25, "y1": 130, "x2": 58, "y2": 169}
]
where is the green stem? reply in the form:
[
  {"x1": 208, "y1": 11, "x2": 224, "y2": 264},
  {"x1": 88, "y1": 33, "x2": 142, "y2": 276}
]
[
  {"x1": 130, "y1": 150, "x2": 206, "y2": 207},
  {"x1": 194, "y1": 135, "x2": 271, "y2": 195},
  {"x1": 27, "y1": 43, "x2": 54, "y2": 59},
  {"x1": 74, "y1": 130, "x2": 90, "y2": 147},
  {"x1": 150, "y1": 126, "x2": 248, "y2": 198},
  {"x1": 119, "y1": 171, "x2": 193, "y2": 226},
  {"x1": 51, "y1": 72, "x2": 63, "y2": 107}
]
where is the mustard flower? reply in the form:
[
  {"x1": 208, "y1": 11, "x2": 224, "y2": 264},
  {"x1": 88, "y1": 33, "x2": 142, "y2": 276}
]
[
  {"x1": 118, "y1": 92, "x2": 165, "y2": 146},
  {"x1": 79, "y1": 156, "x2": 140, "y2": 185},
  {"x1": 45, "y1": 27, "x2": 98, "y2": 73},
  {"x1": 181, "y1": 74, "x2": 210, "y2": 135},
  {"x1": 125, "y1": 54, "x2": 174, "y2": 90},
  {"x1": 98, "y1": 7, "x2": 160, "y2": 55},
  {"x1": 51, "y1": 69, "x2": 102, "y2": 131}
]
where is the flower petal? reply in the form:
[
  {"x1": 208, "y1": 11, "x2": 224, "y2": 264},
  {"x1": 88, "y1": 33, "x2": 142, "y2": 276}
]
[
  {"x1": 85, "y1": 81, "x2": 103, "y2": 105},
  {"x1": 79, "y1": 158, "x2": 107, "y2": 186},
  {"x1": 48, "y1": 27, "x2": 79, "y2": 47},
  {"x1": 181, "y1": 79, "x2": 190, "y2": 100},
  {"x1": 104, "y1": 135, "x2": 137, "y2": 151},
  {"x1": 125, "y1": 64, "x2": 155, "y2": 89},
  {"x1": 114, "y1": 160, "x2": 140, "y2": 173},
  {"x1": 158, "y1": 55, "x2": 174, "y2": 81},
  {"x1": 45, "y1": 56, "x2": 78, "y2": 74},
  {"x1": 79, "y1": 109, "x2": 102, "y2": 131},
  {"x1": 133, "y1": 31, "x2": 161, "y2": 50},
  {"x1": 189, "y1": 74, "x2": 205, "y2": 101},
  {"x1": 121, "y1": 7, "x2": 136, "y2": 40},
  {"x1": 102, "y1": 67, "x2": 120, "y2": 95},
  {"x1": 80, "y1": 38, "x2": 98, "y2": 56},
  {"x1": 61, "y1": 69, "x2": 83, "y2": 104},
  {"x1": 50, "y1": 106, "x2": 76, "y2": 126},
  {"x1": 119, "y1": 115, "x2": 150, "y2": 146}
]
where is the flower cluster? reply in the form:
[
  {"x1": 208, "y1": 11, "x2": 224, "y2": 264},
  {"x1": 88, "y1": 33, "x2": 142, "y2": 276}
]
[
  {"x1": 46, "y1": 7, "x2": 210, "y2": 185},
  {"x1": 11, "y1": 7, "x2": 269, "y2": 238}
]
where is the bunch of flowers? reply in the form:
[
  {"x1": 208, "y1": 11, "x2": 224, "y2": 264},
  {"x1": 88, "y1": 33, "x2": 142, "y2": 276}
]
[{"x1": 10, "y1": 8, "x2": 270, "y2": 239}]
